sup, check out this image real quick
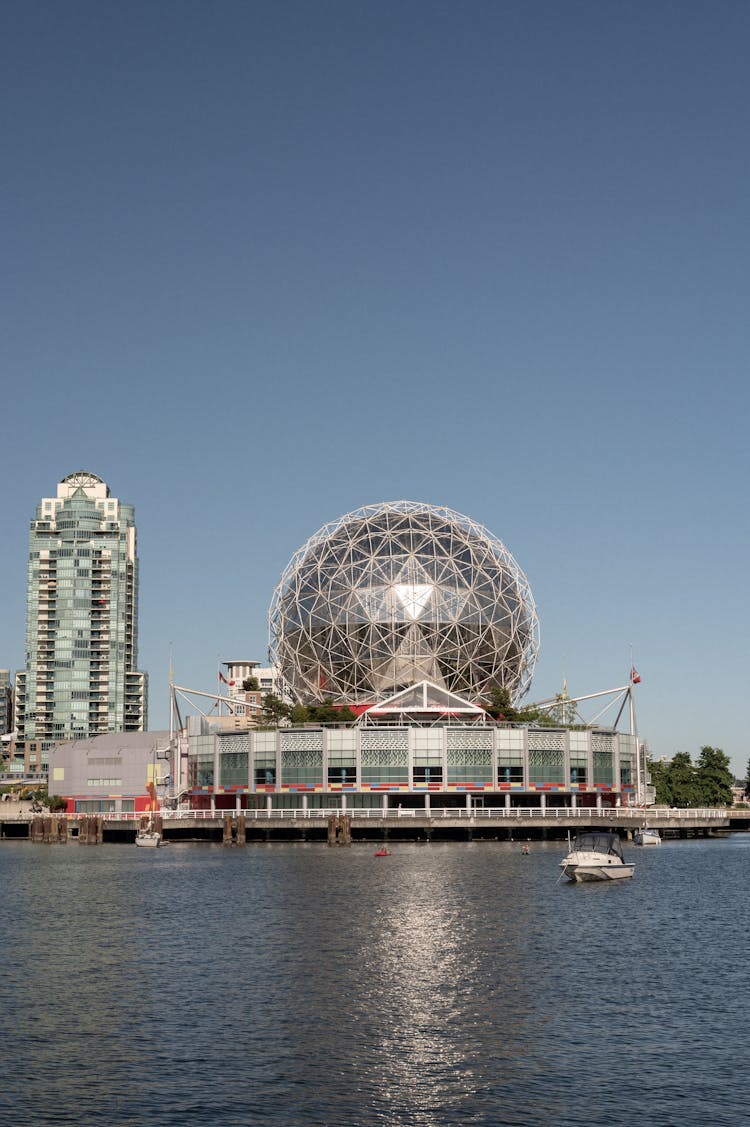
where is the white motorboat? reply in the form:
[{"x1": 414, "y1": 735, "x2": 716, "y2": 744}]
[
  {"x1": 634, "y1": 825, "x2": 662, "y2": 846},
  {"x1": 560, "y1": 831, "x2": 634, "y2": 882}
]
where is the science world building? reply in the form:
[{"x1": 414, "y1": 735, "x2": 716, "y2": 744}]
[
  {"x1": 269, "y1": 500, "x2": 540, "y2": 705},
  {"x1": 182, "y1": 702, "x2": 639, "y2": 815},
  {"x1": 178, "y1": 502, "x2": 641, "y2": 814}
]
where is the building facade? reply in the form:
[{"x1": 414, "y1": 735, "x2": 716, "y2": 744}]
[
  {"x1": 0, "y1": 670, "x2": 12, "y2": 762},
  {"x1": 182, "y1": 717, "x2": 638, "y2": 812},
  {"x1": 15, "y1": 472, "x2": 147, "y2": 766},
  {"x1": 48, "y1": 730, "x2": 169, "y2": 814}
]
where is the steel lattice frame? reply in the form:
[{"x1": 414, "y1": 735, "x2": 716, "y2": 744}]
[{"x1": 269, "y1": 501, "x2": 539, "y2": 706}]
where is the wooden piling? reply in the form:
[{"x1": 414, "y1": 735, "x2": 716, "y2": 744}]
[
  {"x1": 327, "y1": 813, "x2": 352, "y2": 846},
  {"x1": 78, "y1": 814, "x2": 104, "y2": 844},
  {"x1": 223, "y1": 816, "x2": 242, "y2": 846}
]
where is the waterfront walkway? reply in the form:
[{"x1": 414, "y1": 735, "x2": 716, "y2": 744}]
[{"x1": 0, "y1": 804, "x2": 734, "y2": 843}]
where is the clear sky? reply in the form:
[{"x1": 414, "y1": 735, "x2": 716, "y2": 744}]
[{"x1": 2, "y1": 1, "x2": 748, "y2": 774}]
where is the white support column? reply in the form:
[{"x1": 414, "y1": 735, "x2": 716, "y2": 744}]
[
  {"x1": 382, "y1": 793, "x2": 388, "y2": 816},
  {"x1": 425, "y1": 793, "x2": 430, "y2": 817},
  {"x1": 210, "y1": 794, "x2": 216, "y2": 816},
  {"x1": 235, "y1": 794, "x2": 240, "y2": 814},
  {"x1": 266, "y1": 795, "x2": 272, "y2": 814},
  {"x1": 596, "y1": 792, "x2": 602, "y2": 812},
  {"x1": 540, "y1": 793, "x2": 546, "y2": 814},
  {"x1": 571, "y1": 793, "x2": 577, "y2": 811},
  {"x1": 466, "y1": 793, "x2": 472, "y2": 815},
  {"x1": 302, "y1": 794, "x2": 308, "y2": 813},
  {"x1": 342, "y1": 792, "x2": 347, "y2": 814},
  {"x1": 504, "y1": 793, "x2": 511, "y2": 813}
]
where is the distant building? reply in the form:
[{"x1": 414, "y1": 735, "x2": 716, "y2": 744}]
[
  {"x1": 222, "y1": 660, "x2": 264, "y2": 721},
  {"x1": 14, "y1": 471, "x2": 148, "y2": 770},
  {"x1": 48, "y1": 730, "x2": 170, "y2": 814},
  {"x1": 253, "y1": 664, "x2": 287, "y2": 700}
]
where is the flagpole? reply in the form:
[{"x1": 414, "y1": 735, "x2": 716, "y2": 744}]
[{"x1": 629, "y1": 644, "x2": 643, "y2": 806}]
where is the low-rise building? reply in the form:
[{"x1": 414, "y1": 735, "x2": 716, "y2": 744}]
[{"x1": 48, "y1": 730, "x2": 170, "y2": 814}]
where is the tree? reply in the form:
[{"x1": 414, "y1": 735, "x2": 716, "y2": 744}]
[
  {"x1": 648, "y1": 747, "x2": 733, "y2": 808},
  {"x1": 261, "y1": 693, "x2": 291, "y2": 724},
  {"x1": 665, "y1": 751, "x2": 699, "y2": 807},
  {"x1": 242, "y1": 676, "x2": 260, "y2": 692},
  {"x1": 484, "y1": 686, "x2": 517, "y2": 720},
  {"x1": 306, "y1": 702, "x2": 357, "y2": 725},
  {"x1": 696, "y1": 745, "x2": 734, "y2": 807},
  {"x1": 744, "y1": 757, "x2": 750, "y2": 798},
  {"x1": 646, "y1": 757, "x2": 672, "y2": 805},
  {"x1": 484, "y1": 686, "x2": 557, "y2": 726}
]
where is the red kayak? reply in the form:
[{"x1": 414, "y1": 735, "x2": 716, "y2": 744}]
[{"x1": 374, "y1": 848, "x2": 391, "y2": 857}]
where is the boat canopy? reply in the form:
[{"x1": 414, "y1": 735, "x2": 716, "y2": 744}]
[{"x1": 571, "y1": 831, "x2": 624, "y2": 859}]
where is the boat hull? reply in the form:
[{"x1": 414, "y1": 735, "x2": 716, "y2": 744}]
[
  {"x1": 634, "y1": 830, "x2": 661, "y2": 846},
  {"x1": 562, "y1": 862, "x2": 635, "y2": 882},
  {"x1": 135, "y1": 831, "x2": 162, "y2": 848}
]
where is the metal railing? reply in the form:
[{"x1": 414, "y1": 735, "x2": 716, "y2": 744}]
[
  {"x1": 4, "y1": 805, "x2": 729, "y2": 822},
  {"x1": 229, "y1": 805, "x2": 728, "y2": 821},
  {"x1": 101, "y1": 805, "x2": 728, "y2": 821}
]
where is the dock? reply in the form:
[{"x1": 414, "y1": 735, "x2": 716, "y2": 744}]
[{"x1": 0, "y1": 804, "x2": 733, "y2": 845}]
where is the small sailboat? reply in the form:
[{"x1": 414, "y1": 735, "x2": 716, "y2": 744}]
[
  {"x1": 135, "y1": 816, "x2": 162, "y2": 848},
  {"x1": 634, "y1": 824, "x2": 662, "y2": 846},
  {"x1": 135, "y1": 761, "x2": 163, "y2": 848}
]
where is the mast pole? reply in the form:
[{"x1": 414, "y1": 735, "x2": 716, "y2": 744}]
[{"x1": 629, "y1": 646, "x2": 642, "y2": 806}]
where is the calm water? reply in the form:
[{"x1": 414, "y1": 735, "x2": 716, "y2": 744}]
[{"x1": 1, "y1": 835, "x2": 748, "y2": 1126}]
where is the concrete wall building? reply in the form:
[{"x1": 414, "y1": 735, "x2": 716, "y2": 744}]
[
  {"x1": 48, "y1": 730, "x2": 170, "y2": 814},
  {"x1": 14, "y1": 471, "x2": 148, "y2": 767}
]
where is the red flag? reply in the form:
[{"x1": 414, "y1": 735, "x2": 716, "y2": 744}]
[
  {"x1": 219, "y1": 671, "x2": 228, "y2": 684},
  {"x1": 630, "y1": 666, "x2": 641, "y2": 684}
]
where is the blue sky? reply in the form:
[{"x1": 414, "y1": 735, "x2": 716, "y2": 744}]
[{"x1": 2, "y1": 1, "x2": 748, "y2": 774}]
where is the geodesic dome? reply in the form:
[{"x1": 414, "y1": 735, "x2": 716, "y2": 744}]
[{"x1": 268, "y1": 501, "x2": 539, "y2": 705}]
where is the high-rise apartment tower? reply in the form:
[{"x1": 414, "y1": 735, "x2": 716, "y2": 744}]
[
  {"x1": 0, "y1": 669, "x2": 12, "y2": 737},
  {"x1": 15, "y1": 472, "x2": 148, "y2": 757}
]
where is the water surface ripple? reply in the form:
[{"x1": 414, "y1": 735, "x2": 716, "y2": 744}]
[{"x1": 1, "y1": 836, "x2": 747, "y2": 1126}]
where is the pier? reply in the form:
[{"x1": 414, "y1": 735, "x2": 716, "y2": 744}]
[{"x1": 0, "y1": 804, "x2": 732, "y2": 844}]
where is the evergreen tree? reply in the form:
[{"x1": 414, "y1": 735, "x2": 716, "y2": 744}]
[
  {"x1": 666, "y1": 751, "x2": 699, "y2": 807},
  {"x1": 696, "y1": 745, "x2": 734, "y2": 807},
  {"x1": 484, "y1": 685, "x2": 558, "y2": 726},
  {"x1": 261, "y1": 693, "x2": 291, "y2": 724},
  {"x1": 648, "y1": 747, "x2": 733, "y2": 807}
]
